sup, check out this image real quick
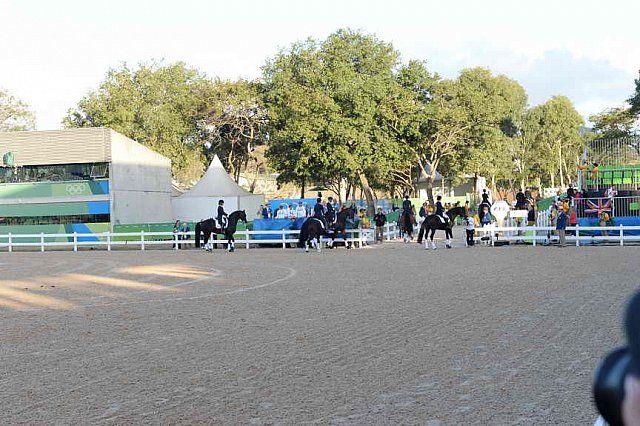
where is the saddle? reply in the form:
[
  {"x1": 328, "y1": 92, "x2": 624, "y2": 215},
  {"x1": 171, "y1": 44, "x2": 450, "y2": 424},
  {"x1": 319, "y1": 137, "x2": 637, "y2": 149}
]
[{"x1": 215, "y1": 217, "x2": 228, "y2": 231}]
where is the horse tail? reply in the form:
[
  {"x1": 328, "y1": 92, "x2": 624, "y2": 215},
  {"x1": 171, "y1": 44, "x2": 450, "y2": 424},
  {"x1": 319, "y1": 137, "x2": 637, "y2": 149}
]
[
  {"x1": 195, "y1": 222, "x2": 201, "y2": 248},
  {"x1": 297, "y1": 220, "x2": 307, "y2": 248}
]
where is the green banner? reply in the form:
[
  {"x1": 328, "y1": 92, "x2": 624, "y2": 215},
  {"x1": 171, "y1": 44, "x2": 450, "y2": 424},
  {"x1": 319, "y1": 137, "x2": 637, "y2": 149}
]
[{"x1": 0, "y1": 180, "x2": 109, "y2": 199}]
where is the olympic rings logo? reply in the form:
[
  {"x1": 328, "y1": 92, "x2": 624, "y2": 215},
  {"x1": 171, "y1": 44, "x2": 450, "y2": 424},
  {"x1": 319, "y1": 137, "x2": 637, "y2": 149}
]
[{"x1": 65, "y1": 183, "x2": 86, "y2": 195}]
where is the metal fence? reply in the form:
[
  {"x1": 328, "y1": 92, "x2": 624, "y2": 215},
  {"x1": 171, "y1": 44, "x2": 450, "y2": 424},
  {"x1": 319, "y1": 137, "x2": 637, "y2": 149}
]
[
  {"x1": 0, "y1": 223, "x2": 402, "y2": 252},
  {"x1": 574, "y1": 196, "x2": 640, "y2": 218}
]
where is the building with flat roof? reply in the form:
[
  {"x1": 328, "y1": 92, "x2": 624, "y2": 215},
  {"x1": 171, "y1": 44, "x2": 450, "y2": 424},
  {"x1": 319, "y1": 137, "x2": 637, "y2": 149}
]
[{"x1": 0, "y1": 128, "x2": 172, "y2": 234}]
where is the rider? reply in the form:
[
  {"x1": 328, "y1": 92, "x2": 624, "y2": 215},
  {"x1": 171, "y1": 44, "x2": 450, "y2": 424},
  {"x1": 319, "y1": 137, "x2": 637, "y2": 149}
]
[
  {"x1": 402, "y1": 195, "x2": 412, "y2": 215},
  {"x1": 313, "y1": 197, "x2": 327, "y2": 229},
  {"x1": 435, "y1": 195, "x2": 449, "y2": 224},
  {"x1": 217, "y1": 199, "x2": 228, "y2": 230},
  {"x1": 325, "y1": 196, "x2": 336, "y2": 228}
]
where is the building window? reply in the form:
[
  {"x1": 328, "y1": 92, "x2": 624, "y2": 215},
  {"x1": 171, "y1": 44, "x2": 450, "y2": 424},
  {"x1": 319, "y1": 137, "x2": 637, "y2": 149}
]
[
  {"x1": 0, "y1": 162, "x2": 110, "y2": 184},
  {"x1": 0, "y1": 214, "x2": 110, "y2": 226}
]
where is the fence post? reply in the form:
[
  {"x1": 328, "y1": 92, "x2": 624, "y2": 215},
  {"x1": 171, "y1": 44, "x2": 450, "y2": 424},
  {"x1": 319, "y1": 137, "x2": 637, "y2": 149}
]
[
  {"x1": 282, "y1": 229, "x2": 286, "y2": 249},
  {"x1": 575, "y1": 225, "x2": 579, "y2": 247},
  {"x1": 40, "y1": 232, "x2": 45, "y2": 252},
  {"x1": 141, "y1": 230, "x2": 145, "y2": 251},
  {"x1": 107, "y1": 232, "x2": 111, "y2": 251},
  {"x1": 532, "y1": 226, "x2": 536, "y2": 247},
  {"x1": 73, "y1": 232, "x2": 78, "y2": 252},
  {"x1": 490, "y1": 224, "x2": 495, "y2": 247},
  {"x1": 245, "y1": 228, "x2": 250, "y2": 249},
  {"x1": 173, "y1": 232, "x2": 179, "y2": 251},
  {"x1": 620, "y1": 224, "x2": 624, "y2": 247},
  {"x1": 8, "y1": 232, "x2": 12, "y2": 253}
]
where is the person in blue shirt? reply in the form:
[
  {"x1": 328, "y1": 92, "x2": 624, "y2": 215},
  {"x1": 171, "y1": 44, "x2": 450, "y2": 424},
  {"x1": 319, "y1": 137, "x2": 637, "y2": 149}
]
[{"x1": 555, "y1": 206, "x2": 568, "y2": 247}]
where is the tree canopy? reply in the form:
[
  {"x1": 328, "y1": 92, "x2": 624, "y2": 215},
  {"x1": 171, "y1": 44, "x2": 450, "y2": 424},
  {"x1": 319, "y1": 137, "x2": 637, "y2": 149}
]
[{"x1": 0, "y1": 88, "x2": 35, "y2": 132}]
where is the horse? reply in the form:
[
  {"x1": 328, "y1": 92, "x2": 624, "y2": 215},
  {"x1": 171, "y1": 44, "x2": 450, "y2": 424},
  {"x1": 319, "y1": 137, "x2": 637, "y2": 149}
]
[
  {"x1": 327, "y1": 207, "x2": 355, "y2": 249},
  {"x1": 398, "y1": 211, "x2": 416, "y2": 243},
  {"x1": 419, "y1": 206, "x2": 465, "y2": 250},
  {"x1": 297, "y1": 217, "x2": 326, "y2": 252},
  {"x1": 194, "y1": 210, "x2": 247, "y2": 252},
  {"x1": 298, "y1": 207, "x2": 355, "y2": 252}
]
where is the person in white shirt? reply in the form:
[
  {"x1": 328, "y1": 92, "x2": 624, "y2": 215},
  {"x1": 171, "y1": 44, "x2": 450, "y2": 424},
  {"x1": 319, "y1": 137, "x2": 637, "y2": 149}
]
[
  {"x1": 275, "y1": 204, "x2": 288, "y2": 219},
  {"x1": 295, "y1": 201, "x2": 307, "y2": 218},
  {"x1": 464, "y1": 214, "x2": 475, "y2": 247}
]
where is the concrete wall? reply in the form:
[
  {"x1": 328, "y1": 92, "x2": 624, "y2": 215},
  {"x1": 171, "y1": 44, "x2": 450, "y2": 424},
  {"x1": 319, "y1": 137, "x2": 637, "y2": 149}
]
[{"x1": 109, "y1": 130, "x2": 172, "y2": 224}]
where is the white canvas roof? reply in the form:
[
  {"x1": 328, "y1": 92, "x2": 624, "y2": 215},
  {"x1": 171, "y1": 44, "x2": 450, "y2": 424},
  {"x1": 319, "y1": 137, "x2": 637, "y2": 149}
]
[{"x1": 181, "y1": 154, "x2": 254, "y2": 197}]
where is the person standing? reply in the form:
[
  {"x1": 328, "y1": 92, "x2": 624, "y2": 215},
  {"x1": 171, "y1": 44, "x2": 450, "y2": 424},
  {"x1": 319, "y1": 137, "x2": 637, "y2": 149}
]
[
  {"x1": 598, "y1": 210, "x2": 610, "y2": 237},
  {"x1": 373, "y1": 207, "x2": 386, "y2": 243},
  {"x1": 556, "y1": 206, "x2": 568, "y2": 247},
  {"x1": 464, "y1": 214, "x2": 475, "y2": 247},
  {"x1": 262, "y1": 203, "x2": 272, "y2": 219}
]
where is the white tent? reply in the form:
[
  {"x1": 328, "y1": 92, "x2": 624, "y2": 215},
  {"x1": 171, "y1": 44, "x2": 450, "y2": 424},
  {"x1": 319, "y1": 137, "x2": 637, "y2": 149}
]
[{"x1": 171, "y1": 155, "x2": 264, "y2": 222}]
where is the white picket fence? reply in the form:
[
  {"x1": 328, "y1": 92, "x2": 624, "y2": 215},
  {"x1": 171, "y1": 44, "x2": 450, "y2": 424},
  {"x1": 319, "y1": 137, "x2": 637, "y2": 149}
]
[
  {"x1": 0, "y1": 223, "x2": 402, "y2": 252},
  {"x1": 473, "y1": 224, "x2": 640, "y2": 246}
]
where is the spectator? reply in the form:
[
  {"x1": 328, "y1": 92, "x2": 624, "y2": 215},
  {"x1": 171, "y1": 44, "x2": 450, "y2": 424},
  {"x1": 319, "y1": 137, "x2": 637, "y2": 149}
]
[
  {"x1": 173, "y1": 220, "x2": 181, "y2": 249},
  {"x1": 359, "y1": 209, "x2": 370, "y2": 229},
  {"x1": 373, "y1": 207, "x2": 386, "y2": 244},
  {"x1": 288, "y1": 203, "x2": 296, "y2": 219},
  {"x1": 556, "y1": 206, "x2": 568, "y2": 247},
  {"x1": 180, "y1": 221, "x2": 190, "y2": 248},
  {"x1": 527, "y1": 203, "x2": 536, "y2": 226},
  {"x1": 275, "y1": 204, "x2": 287, "y2": 219},
  {"x1": 464, "y1": 213, "x2": 475, "y2": 247},
  {"x1": 295, "y1": 201, "x2": 307, "y2": 219},
  {"x1": 256, "y1": 204, "x2": 264, "y2": 218},
  {"x1": 598, "y1": 210, "x2": 610, "y2": 237},
  {"x1": 480, "y1": 206, "x2": 493, "y2": 227},
  {"x1": 262, "y1": 203, "x2": 272, "y2": 219}
]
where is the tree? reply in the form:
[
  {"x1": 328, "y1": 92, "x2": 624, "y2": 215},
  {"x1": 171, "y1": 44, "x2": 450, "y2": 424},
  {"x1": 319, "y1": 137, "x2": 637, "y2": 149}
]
[
  {"x1": 448, "y1": 68, "x2": 527, "y2": 196},
  {"x1": 527, "y1": 96, "x2": 584, "y2": 188},
  {"x1": 263, "y1": 29, "x2": 413, "y2": 214},
  {"x1": 201, "y1": 79, "x2": 268, "y2": 182},
  {"x1": 590, "y1": 107, "x2": 637, "y2": 139},
  {"x1": 629, "y1": 70, "x2": 640, "y2": 117},
  {"x1": 0, "y1": 88, "x2": 35, "y2": 131},
  {"x1": 64, "y1": 61, "x2": 214, "y2": 183}
]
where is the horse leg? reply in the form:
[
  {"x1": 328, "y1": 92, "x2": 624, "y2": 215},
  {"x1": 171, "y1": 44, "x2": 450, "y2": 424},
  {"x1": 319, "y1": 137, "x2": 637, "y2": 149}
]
[
  {"x1": 430, "y1": 229, "x2": 437, "y2": 250},
  {"x1": 316, "y1": 235, "x2": 321, "y2": 252}
]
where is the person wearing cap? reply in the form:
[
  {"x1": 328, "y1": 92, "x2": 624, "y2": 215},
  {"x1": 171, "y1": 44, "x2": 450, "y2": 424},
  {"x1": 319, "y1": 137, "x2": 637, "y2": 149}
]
[
  {"x1": 326, "y1": 197, "x2": 336, "y2": 226},
  {"x1": 313, "y1": 197, "x2": 327, "y2": 228},
  {"x1": 217, "y1": 199, "x2": 228, "y2": 230},
  {"x1": 555, "y1": 205, "x2": 567, "y2": 247}
]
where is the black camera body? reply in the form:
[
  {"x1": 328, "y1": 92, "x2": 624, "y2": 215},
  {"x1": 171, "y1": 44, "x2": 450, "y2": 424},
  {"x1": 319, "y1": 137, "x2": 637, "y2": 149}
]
[{"x1": 593, "y1": 291, "x2": 640, "y2": 426}]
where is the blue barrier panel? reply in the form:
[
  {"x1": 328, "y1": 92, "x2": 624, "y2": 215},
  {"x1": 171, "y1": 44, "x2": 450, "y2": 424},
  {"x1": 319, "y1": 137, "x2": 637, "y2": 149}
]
[{"x1": 252, "y1": 218, "x2": 302, "y2": 240}]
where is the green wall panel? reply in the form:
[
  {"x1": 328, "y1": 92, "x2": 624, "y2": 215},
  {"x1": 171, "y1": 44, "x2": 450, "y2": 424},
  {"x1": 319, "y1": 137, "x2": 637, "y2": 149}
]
[
  {"x1": 0, "y1": 202, "x2": 93, "y2": 217},
  {"x1": 0, "y1": 179, "x2": 109, "y2": 199}
]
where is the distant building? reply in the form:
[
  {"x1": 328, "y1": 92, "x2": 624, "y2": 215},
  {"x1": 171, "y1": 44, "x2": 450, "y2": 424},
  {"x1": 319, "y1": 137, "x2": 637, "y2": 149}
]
[{"x1": 0, "y1": 128, "x2": 172, "y2": 233}]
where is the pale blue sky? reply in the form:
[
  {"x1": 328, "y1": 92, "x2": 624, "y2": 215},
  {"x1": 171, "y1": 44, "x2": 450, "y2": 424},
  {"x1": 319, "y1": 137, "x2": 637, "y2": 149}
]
[{"x1": 1, "y1": 0, "x2": 638, "y2": 129}]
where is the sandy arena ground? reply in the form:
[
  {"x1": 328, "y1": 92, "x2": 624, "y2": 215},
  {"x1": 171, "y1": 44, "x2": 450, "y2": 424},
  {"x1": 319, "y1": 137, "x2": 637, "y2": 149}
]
[{"x1": 1, "y1": 242, "x2": 638, "y2": 425}]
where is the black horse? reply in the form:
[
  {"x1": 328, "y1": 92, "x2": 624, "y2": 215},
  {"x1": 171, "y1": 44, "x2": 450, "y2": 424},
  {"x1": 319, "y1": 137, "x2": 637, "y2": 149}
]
[
  {"x1": 297, "y1": 217, "x2": 326, "y2": 252},
  {"x1": 398, "y1": 211, "x2": 416, "y2": 243},
  {"x1": 195, "y1": 210, "x2": 247, "y2": 252},
  {"x1": 327, "y1": 207, "x2": 356, "y2": 248},
  {"x1": 419, "y1": 206, "x2": 465, "y2": 250},
  {"x1": 298, "y1": 207, "x2": 355, "y2": 252}
]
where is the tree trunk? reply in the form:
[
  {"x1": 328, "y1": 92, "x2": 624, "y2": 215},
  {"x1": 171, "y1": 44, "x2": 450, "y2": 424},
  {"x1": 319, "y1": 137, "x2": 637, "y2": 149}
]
[
  {"x1": 358, "y1": 172, "x2": 376, "y2": 216},
  {"x1": 418, "y1": 163, "x2": 435, "y2": 205},
  {"x1": 300, "y1": 178, "x2": 305, "y2": 199},
  {"x1": 558, "y1": 147, "x2": 565, "y2": 188},
  {"x1": 550, "y1": 172, "x2": 555, "y2": 189}
]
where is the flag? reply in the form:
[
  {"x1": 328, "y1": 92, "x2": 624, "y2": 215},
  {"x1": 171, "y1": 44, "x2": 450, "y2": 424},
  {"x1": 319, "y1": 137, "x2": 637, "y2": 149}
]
[{"x1": 585, "y1": 198, "x2": 612, "y2": 214}]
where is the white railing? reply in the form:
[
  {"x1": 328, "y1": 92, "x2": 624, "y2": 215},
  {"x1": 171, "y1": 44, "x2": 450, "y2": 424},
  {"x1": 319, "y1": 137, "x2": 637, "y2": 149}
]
[
  {"x1": 0, "y1": 223, "x2": 402, "y2": 252},
  {"x1": 473, "y1": 224, "x2": 640, "y2": 247}
]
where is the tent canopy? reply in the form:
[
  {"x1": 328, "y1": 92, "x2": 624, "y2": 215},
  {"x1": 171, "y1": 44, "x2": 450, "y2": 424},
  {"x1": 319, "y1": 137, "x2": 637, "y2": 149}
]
[{"x1": 181, "y1": 154, "x2": 253, "y2": 197}]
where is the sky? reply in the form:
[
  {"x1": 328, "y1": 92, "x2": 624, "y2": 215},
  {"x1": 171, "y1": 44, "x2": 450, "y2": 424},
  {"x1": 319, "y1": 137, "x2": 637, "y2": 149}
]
[{"x1": 1, "y1": 0, "x2": 638, "y2": 130}]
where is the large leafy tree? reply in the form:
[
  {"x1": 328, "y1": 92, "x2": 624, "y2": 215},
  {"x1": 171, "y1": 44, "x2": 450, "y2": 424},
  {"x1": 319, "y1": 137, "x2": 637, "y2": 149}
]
[
  {"x1": 64, "y1": 61, "x2": 214, "y2": 183},
  {"x1": 201, "y1": 79, "x2": 268, "y2": 182},
  {"x1": 590, "y1": 107, "x2": 637, "y2": 139},
  {"x1": 263, "y1": 29, "x2": 412, "y2": 213},
  {"x1": 629, "y1": 71, "x2": 640, "y2": 117},
  {"x1": 0, "y1": 87, "x2": 35, "y2": 131},
  {"x1": 527, "y1": 96, "x2": 584, "y2": 188}
]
